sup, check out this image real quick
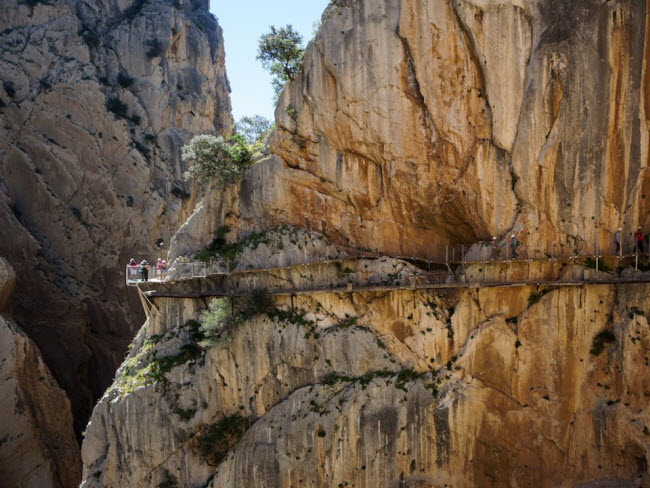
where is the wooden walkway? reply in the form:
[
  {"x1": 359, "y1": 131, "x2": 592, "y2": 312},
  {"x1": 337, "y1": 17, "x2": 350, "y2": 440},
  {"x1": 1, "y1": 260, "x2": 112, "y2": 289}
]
[
  {"x1": 146, "y1": 276, "x2": 650, "y2": 300},
  {"x1": 135, "y1": 246, "x2": 650, "y2": 302}
]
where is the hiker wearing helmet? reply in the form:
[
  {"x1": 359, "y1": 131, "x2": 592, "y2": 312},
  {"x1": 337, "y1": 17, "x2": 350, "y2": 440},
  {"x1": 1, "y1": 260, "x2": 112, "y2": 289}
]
[
  {"x1": 635, "y1": 227, "x2": 644, "y2": 254},
  {"x1": 128, "y1": 258, "x2": 137, "y2": 281},
  {"x1": 510, "y1": 234, "x2": 518, "y2": 258},
  {"x1": 140, "y1": 259, "x2": 149, "y2": 281}
]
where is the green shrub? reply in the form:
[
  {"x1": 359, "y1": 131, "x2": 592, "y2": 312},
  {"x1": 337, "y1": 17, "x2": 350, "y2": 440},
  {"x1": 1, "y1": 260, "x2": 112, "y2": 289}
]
[
  {"x1": 106, "y1": 97, "x2": 128, "y2": 118},
  {"x1": 80, "y1": 28, "x2": 100, "y2": 48},
  {"x1": 195, "y1": 226, "x2": 276, "y2": 266},
  {"x1": 172, "y1": 407, "x2": 197, "y2": 421},
  {"x1": 182, "y1": 134, "x2": 259, "y2": 185},
  {"x1": 336, "y1": 315, "x2": 358, "y2": 328},
  {"x1": 320, "y1": 372, "x2": 354, "y2": 386},
  {"x1": 133, "y1": 140, "x2": 149, "y2": 157},
  {"x1": 117, "y1": 72, "x2": 134, "y2": 88},
  {"x1": 395, "y1": 368, "x2": 420, "y2": 391},
  {"x1": 171, "y1": 186, "x2": 190, "y2": 199},
  {"x1": 527, "y1": 289, "x2": 549, "y2": 308},
  {"x1": 285, "y1": 104, "x2": 298, "y2": 120},
  {"x1": 198, "y1": 296, "x2": 240, "y2": 346},
  {"x1": 590, "y1": 330, "x2": 616, "y2": 356},
  {"x1": 425, "y1": 383, "x2": 438, "y2": 398},
  {"x1": 196, "y1": 414, "x2": 247, "y2": 465},
  {"x1": 123, "y1": 0, "x2": 146, "y2": 20}
]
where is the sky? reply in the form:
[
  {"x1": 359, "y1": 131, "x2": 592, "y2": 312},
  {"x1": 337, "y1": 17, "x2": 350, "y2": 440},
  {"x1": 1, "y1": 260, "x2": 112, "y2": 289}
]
[{"x1": 211, "y1": 0, "x2": 331, "y2": 122}]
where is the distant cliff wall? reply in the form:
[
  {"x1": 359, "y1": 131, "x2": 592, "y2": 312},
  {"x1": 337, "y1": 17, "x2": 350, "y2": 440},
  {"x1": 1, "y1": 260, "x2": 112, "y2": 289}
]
[{"x1": 0, "y1": 0, "x2": 232, "y2": 437}]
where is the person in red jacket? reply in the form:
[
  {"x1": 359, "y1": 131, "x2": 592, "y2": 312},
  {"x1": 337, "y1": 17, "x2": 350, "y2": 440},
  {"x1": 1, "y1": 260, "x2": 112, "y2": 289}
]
[{"x1": 635, "y1": 226, "x2": 644, "y2": 253}]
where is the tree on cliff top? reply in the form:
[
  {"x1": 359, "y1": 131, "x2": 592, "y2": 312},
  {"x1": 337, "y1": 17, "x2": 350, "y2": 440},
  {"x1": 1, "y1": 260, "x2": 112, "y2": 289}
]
[
  {"x1": 236, "y1": 115, "x2": 273, "y2": 144},
  {"x1": 257, "y1": 25, "x2": 305, "y2": 97},
  {"x1": 182, "y1": 134, "x2": 258, "y2": 185}
]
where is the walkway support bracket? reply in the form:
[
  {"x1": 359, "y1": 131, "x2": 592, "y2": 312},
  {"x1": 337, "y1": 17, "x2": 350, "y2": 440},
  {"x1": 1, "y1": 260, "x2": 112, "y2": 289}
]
[{"x1": 137, "y1": 285, "x2": 158, "y2": 319}]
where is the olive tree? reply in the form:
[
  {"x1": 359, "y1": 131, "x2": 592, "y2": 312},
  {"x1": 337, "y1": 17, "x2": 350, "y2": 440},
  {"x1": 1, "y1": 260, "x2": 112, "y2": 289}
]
[{"x1": 182, "y1": 134, "x2": 256, "y2": 185}]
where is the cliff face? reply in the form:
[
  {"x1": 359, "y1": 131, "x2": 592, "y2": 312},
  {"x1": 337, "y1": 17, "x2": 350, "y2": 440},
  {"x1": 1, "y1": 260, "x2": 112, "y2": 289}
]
[
  {"x1": 0, "y1": 257, "x2": 81, "y2": 488},
  {"x1": 0, "y1": 0, "x2": 231, "y2": 438},
  {"x1": 81, "y1": 233, "x2": 650, "y2": 486},
  {"x1": 228, "y1": 0, "x2": 648, "y2": 260},
  {"x1": 83, "y1": 0, "x2": 650, "y2": 487}
]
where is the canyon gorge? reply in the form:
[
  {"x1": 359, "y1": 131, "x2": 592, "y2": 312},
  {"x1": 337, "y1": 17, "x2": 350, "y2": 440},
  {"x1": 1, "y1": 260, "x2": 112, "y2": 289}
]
[{"x1": 1, "y1": 0, "x2": 650, "y2": 487}]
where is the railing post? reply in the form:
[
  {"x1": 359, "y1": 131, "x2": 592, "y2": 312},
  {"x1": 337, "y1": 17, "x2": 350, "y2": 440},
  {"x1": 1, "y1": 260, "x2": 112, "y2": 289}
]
[
  {"x1": 446, "y1": 245, "x2": 448, "y2": 266},
  {"x1": 461, "y1": 245, "x2": 466, "y2": 278},
  {"x1": 452, "y1": 247, "x2": 455, "y2": 262},
  {"x1": 619, "y1": 235, "x2": 623, "y2": 258}
]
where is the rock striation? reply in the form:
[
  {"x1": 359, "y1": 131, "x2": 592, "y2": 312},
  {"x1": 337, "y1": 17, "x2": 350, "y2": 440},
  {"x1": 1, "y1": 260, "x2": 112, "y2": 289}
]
[
  {"x1": 0, "y1": 0, "x2": 232, "y2": 441},
  {"x1": 82, "y1": 0, "x2": 650, "y2": 487},
  {"x1": 81, "y1": 232, "x2": 650, "y2": 486},
  {"x1": 169, "y1": 0, "x2": 650, "y2": 264}
]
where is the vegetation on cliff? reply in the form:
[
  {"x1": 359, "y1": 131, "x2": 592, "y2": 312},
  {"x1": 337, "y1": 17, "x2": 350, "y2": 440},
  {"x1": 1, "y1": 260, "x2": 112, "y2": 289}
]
[
  {"x1": 182, "y1": 134, "x2": 260, "y2": 185},
  {"x1": 257, "y1": 24, "x2": 305, "y2": 97}
]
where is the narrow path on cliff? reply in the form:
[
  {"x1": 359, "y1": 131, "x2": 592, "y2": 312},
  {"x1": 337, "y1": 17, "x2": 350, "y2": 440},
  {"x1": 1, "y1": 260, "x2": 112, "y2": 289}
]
[{"x1": 127, "y1": 245, "x2": 650, "y2": 304}]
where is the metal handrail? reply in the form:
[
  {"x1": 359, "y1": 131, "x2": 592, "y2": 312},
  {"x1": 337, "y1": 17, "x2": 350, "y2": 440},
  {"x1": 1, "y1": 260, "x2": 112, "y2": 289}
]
[{"x1": 126, "y1": 247, "x2": 650, "y2": 288}]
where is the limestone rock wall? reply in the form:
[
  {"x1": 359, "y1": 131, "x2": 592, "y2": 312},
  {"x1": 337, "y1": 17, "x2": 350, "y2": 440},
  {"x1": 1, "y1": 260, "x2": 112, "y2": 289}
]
[
  {"x1": 181, "y1": 0, "x2": 650, "y2": 263},
  {"x1": 0, "y1": 257, "x2": 80, "y2": 488},
  {"x1": 0, "y1": 0, "x2": 231, "y2": 436},
  {"x1": 80, "y1": 276, "x2": 650, "y2": 487}
]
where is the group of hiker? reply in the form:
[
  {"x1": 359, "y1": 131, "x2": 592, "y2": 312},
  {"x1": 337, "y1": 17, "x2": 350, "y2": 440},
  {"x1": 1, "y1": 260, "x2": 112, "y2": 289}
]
[
  {"x1": 615, "y1": 227, "x2": 645, "y2": 254},
  {"x1": 491, "y1": 235, "x2": 521, "y2": 258},
  {"x1": 127, "y1": 258, "x2": 167, "y2": 282},
  {"x1": 490, "y1": 226, "x2": 646, "y2": 259}
]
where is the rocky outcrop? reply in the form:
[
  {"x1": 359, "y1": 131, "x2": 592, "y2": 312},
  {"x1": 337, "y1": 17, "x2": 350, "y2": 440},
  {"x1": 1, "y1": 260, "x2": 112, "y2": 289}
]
[
  {"x1": 265, "y1": 0, "x2": 649, "y2": 257},
  {"x1": 170, "y1": 0, "x2": 649, "y2": 264},
  {"x1": 0, "y1": 0, "x2": 231, "y2": 438},
  {"x1": 81, "y1": 0, "x2": 650, "y2": 486},
  {"x1": 81, "y1": 253, "x2": 650, "y2": 486},
  {"x1": 0, "y1": 258, "x2": 80, "y2": 488}
]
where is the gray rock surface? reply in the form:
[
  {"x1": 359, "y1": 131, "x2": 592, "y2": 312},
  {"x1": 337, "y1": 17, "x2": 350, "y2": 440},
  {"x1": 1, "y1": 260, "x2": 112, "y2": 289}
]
[
  {"x1": 0, "y1": 258, "x2": 80, "y2": 488},
  {"x1": 0, "y1": 0, "x2": 231, "y2": 442}
]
